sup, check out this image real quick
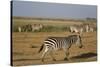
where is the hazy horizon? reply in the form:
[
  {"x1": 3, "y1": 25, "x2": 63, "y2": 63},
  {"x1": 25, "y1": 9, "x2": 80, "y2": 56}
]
[{"x1": 12, "y1": 1, "x2": 97, "y2": 19}]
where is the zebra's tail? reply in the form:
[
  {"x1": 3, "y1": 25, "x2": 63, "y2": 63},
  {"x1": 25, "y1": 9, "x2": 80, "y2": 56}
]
[{"x1": 38, "y1": 44, "x2": 44, "y2": 53}]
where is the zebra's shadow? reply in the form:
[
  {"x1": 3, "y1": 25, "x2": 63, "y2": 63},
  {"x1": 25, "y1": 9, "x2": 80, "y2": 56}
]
[
  {"x1": 13, "y1": 52, "x2": 97, "y2": 62},
  {"x1": 70, "y1": 52, "x2": 97, "y2": 60}
]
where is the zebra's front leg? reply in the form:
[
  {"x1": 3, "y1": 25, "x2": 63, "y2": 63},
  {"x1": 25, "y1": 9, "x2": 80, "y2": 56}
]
[
  {"x1": 64, "y1": 52, "x2": 69, "y2": 60},
  {"x1": 63, "y1": 48, "x2": 69, "y2": 61}
]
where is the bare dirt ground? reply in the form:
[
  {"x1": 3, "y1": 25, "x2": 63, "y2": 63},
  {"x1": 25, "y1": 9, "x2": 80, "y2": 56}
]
[{"x1": 12, "y1": 32, "x2": 97, "y2": 66}]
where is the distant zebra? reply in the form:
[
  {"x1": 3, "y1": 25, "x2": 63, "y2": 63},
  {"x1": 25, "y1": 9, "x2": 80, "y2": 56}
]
[
  {"x1": 38, "y1": 35, "x2": 83, "y2": 62},
  {"x1": 89, "y1": 27, "x2": 94, "y2": 32},
  {"x1": 85, "y1": 24, "x2": 94, "y2": 32},
  {"x1": 85, "y1": 24, "x2": 89, "y2": 32},
  {"x1": 20, "y1": 24, "x2": 32, "y2": 32},
  {"x1": 18, "y1": 26, "x2": 21, "y2": 32},
  {"x1": 70, "y1": 26, "x2": 83, "y2": 35},
  {"x1": 31, "y1": 24, "x2": 43, "y2": 32}
]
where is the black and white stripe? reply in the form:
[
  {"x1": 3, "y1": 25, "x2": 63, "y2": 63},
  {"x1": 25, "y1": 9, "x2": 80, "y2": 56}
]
[{"x1": 38, "y1": 35, "x2": 83, "y2": 62}]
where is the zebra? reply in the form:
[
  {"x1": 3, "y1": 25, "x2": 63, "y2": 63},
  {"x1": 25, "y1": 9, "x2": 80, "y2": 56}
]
[
  {"x1": 89, "y1": 27, "x2": 94, "y2": 32},
  {"x1": 31, "y1": 24, "x2": 43, "y2": 32},
  {"x1": 18, "y1": 26, "x2": 21, "y2": 32},
  {"x1": 70, "y1": 26, "x2": 83, "y2": 35},
  {"x1": 38, "y1": 35, "x2": 83, "y2": 62},
  {"x1": 85, "y1": 24, "x2": 95, "y2": 32},
  {"x1": 85, "y1": 24, "x2": 89, "y2": 32}
]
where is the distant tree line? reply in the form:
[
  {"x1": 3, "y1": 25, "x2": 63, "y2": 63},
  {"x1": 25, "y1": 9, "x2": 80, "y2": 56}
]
[{"x1": 86, "y1": 17, "x2": 97, "y2": 22}]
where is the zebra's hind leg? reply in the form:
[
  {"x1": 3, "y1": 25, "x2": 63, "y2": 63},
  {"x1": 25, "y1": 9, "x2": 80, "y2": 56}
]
[{"x1": 41, "y1": 46, "x2": 49, "y2": 62}]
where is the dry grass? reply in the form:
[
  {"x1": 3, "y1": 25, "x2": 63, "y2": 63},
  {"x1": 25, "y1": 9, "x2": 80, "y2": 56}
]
[{"x1": 12, "y1": 32, "x2": 97, "y2": 66}]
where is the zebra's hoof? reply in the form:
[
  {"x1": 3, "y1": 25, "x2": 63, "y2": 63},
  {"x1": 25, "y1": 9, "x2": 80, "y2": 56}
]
[
  {"x1": 53, "y1": 59, "x2": 56, "y2": 61},
  {"x1": 64, "y1": 58, "x2": 68, "y2": 61},
  {"x1": 41, "y1": 59, "x2": 44, "y2": 62}
]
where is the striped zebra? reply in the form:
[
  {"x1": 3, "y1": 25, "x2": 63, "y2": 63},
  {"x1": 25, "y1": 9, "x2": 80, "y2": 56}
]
[{"x1": 38, "y1": 35, "x2": 83, "y2": 62}]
